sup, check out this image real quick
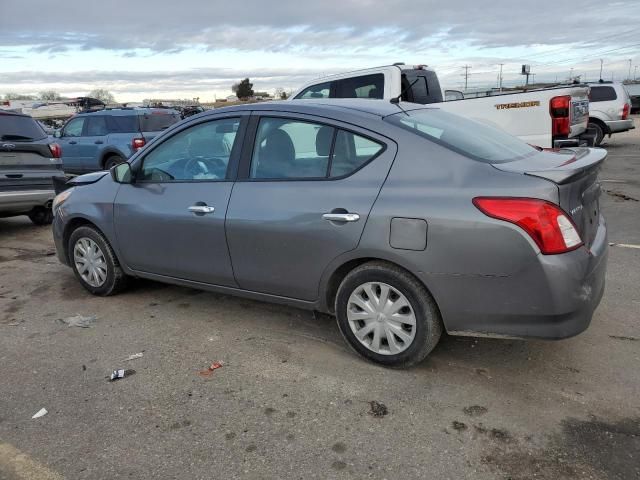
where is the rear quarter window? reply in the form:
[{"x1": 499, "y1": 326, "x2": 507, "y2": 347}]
[
  {"x1": 334, "y1": 74, "x2": 384, "y2": 99},
  {"x1": 589, "y1": 86, "x2": 617, "y2": 102},
  {"x1": 139, "y1": 112, "x2": 181, "y2": 132},
  {"x1": 0, "y1": 114, "x2": 47, "y2": 141}
]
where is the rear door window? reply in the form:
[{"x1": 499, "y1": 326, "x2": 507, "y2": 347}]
[
  {"x1": 0, "y1": 114, "x2": 46, "y2": 141},
  {"x1": 250, "y1": 117, "x2": 384, "y2": 179},
  {"x1": 139, "y1": 112, "x2": 181, "y2": 132},
  {"x1": 106, "y1": 115, "x2": 138, "y2": 133},
  {"x1": 295, "y1": 82, "x2": 332, "y2": 99},
  {"x1": 86, "y1": 116, "x2": 108, "y2": 136},
  {"x1": 589, "y1": 86, "x2": 617, "y2": 102},
  {"x1": 334, "y1": 74, "x2": 384, "y2": 99}
]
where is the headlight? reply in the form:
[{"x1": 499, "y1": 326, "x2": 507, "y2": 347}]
[{"x1": 52, "y1": 188, "x2": 74, "y2": 212}]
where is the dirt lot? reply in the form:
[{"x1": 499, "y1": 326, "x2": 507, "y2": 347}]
[{"x1": 1, "y1": 119, "x2": 639, "y2": 480}]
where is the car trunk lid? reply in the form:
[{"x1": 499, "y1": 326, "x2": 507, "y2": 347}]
[
  {"x1": 493, "y1": 147, "x2": 606, "y2": 249},
  {"x1": 0, "y1": 142, "x2": 63, "y2": 192}
]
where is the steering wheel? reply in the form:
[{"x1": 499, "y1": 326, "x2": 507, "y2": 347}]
[{"x1": 183, "y1": 156, "x2": 227, "y2": 178}]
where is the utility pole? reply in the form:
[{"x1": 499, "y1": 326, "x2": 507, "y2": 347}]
[
  {"x1": 570, "y1": 68, "x2": 574, "y2": 82},
  {"x1": 599, "y1": 59, "x2": 604, "y2": 81},
  {"x1": 629, "y1": 59, "x2": 632, "y2": 80},
  {"x1": 498, "y1": 63, "x2": 504, "y2": 92},
  {"x1": 635, "y1": 65, "x2": 638, "y2": 80},
  {"x1": 462, "y1": 65, "x2": 471, "y2": 91}
]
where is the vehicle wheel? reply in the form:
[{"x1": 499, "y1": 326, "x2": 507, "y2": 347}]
[
  {"x1": 588, "y1": 121, "x2": 605, "y2": 146},
  {"x1": 335, "y1": 261, "x2": 443, "y2": 368},
  {"x1": 68, "y1": 225, "x2": 128, "y2": 296},
  {"x1": 28, "y1": 207, "x2": 53, "y2": 225},
  {"x1": 103, "y1": 155, "x2": 124, "y2": 170}
]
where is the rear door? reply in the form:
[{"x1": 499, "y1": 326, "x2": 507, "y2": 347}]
[
  {"x1": 83, "y1": 115, "x2": 109, "y2": 170},
  {"x1": 114, "y1": 114, "x2": 247, "y2": 285},
  {"x1": 225, "y1": 112, "x2": 396, "y2": 301}
]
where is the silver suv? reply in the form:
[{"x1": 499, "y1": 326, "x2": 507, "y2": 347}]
[{"x1": 587, "y1": 82, "x2": 634, "y2": 145}]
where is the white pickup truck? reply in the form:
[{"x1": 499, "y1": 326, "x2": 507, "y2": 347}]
[{"x1": 290, "y1": 64, "x2": 592, "y2": 148}]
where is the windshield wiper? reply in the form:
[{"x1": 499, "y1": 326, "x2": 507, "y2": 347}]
[{"x1": 1, "y1": 134, "x2": 34, "y2": 141}]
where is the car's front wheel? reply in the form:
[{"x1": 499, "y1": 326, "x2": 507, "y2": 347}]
[
  {"x1": 335, "y1": 261, "x2": 442, "y2": 368},
  {"x1": 68, "y1": 225, "x2": 128, "y2": 296}
]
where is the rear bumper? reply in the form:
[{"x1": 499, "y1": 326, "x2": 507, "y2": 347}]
[
  {"x1": 434, "y1": 215, "x2": 608, "y2": 340},
  {"x1": 0, "y1": 189, "x2": 55, "y2": 214},
  {"x1": 605, "y1": 119, "x2": 635, "y2": 133}
]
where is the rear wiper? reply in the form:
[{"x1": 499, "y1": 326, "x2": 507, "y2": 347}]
[{"x1": 1, "y1": 134, "x2": 34, "y2": 141}]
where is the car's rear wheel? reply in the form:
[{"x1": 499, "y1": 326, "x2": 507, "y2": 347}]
[
  {"x1": 335, "y1": 261, "x2": 442, "y2": 368},
  {"x1": 68, "y1": 225, "x2": 127, "y2": 296},
  {"x1": 104, "y1": 155, "x2": 124, "y2": 170},
  {"x1": 28, "y1": 207, "x2": 53, "y2": 225},
  {"x1": 588, "y1": 121, "x2": 605, "y2": 146}
]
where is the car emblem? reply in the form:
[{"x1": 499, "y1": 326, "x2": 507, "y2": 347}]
[
  {"x1": 2, "y1": 143, "x2": 16, "y2": 151},
  {"x1": 570, "y1": 205, "x2": 583, "y2": 216}
]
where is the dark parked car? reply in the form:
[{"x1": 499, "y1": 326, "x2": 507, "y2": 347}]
[
  {"x1": 51, "y1": 100, "x2": 608, "y2": 367},
  {"x1": 1, "y1": 111, "x2": 64, "y2": 224},
  {"x1": 55, "y1": 108, "x2": 180, "y2": 174}
]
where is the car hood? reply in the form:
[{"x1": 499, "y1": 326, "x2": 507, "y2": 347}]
[{"x1": 54, "y1": 171, "x2": 109, "y2": 194}]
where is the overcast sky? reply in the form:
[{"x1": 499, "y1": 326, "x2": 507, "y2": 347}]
[{"x1": 1, "y1": 0, "x2": 639, "y2": 101}]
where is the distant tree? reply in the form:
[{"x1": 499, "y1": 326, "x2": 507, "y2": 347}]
[
  {"x1": 4, "y1": 92, "x2": 35, "y2": 100},
  {"x1": 232, "y1": 78, "x2": 254, "y2": 99},
  {"x1": 280, "y1": 91, "x2": 289, "y2": 100},
  {"x1": 88, "y1": 88, "x2": 116, "y2": 104},
  {"x1": 38, "y1": 90, "x2": 62, "y2": 101}
]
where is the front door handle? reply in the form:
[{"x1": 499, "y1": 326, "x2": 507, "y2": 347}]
[
  {"x1": 188, "y1": 205, "x2": 215, "y2": 215},
  {"x1": 94, "y1": 140, "x2": 104, "y2": 144},
  {"x1": 68, "y1": 141, "x2": 77, "y2": 145},
  {"x1": 323, "y1": 212, "x2": 360, "y2": 222}
]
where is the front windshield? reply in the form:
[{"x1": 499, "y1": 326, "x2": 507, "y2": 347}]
[{"x1": 385, "y1": 108, "x2": 538, "y2": 164}]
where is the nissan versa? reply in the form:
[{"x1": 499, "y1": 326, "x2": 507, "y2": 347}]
[{"x1": 52, "y1": 100, "x2": 608, "y2": 367}]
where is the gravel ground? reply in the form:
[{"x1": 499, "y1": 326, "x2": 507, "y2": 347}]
[{"x1": 1, "y1": 117, "x2": 639, "y2": 480}]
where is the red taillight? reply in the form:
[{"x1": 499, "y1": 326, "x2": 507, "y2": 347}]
[
  {"x1": 132, "y1": 137, "x2": 146, "y2": 150},
  {"x1": 550, "y1": 95, "x2": 571, "y2": 137},
  {"x1": 622, "y1": 103, "x2": 630, "y2": 120},
  {"x1": 473, "y1": 197, "x2": 583, "y2": 255},
  {"x1": 48, "y1": 143, "x2": 61, "y2": 158}
]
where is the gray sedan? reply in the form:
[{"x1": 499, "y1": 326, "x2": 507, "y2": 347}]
[{"x1": 52, "y1": 100, "x2": 608, "y2": 367}]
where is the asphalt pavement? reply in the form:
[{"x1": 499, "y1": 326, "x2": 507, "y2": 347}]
[{"x1": 1, "y1": 118, "x2": 639, "y2": 480}]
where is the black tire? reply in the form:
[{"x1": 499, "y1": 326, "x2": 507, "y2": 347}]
[
  {"x1": 68, "y1": 225, "x2": 128, "y2": 296},
  {"x1": 103, "y1": 155, "x2": 124, "y2": 170},
  {"x1": 335, "y1": 261, "x2": 443, "y2": 368},
  {"x1": 588, "y1": 121, "x2": 605, "y2": 146},
  {"x1": 28, "y1": 207, "x2": 53, "y2": 225}
]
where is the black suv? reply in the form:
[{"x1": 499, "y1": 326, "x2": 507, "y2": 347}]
[{"x1": 1, "y1": 111, "x2": 64, "y2": 225}]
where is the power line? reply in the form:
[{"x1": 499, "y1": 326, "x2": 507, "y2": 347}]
[{"x1": 532, "y1": 43, "x2": 640, "y2": 68}]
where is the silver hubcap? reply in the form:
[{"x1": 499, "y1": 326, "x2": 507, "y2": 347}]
[
  {"x1": 73, "y1": 237, "x2": 107, "y2": 287},
  {"x1": 347, "y1": 282, "x2": 417, "y2": 355}
]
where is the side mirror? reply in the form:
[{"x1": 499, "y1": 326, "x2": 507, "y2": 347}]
[
  {"x1": 54, "y1": 130, "x2": 62, "y2": 138},
  {"x1": 111, "y1": 162, "x2": 133, "y2": 184}
]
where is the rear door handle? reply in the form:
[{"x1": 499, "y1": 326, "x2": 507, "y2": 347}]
[
  {"x1": 94, "y1": 140, "x2": 104, "y2": 144},
  {"x1": 68, "y1": 141, "x2": 77, "y2": 145},
  {"x1": 188, "y1": 205, "x2": 215, "y2": 215},
  {"x1": 323, "y1": 212, "x2": 360, "y2": 222}
]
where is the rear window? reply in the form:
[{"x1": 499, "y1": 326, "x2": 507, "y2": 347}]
[
  {"x1": 401, "y1": 71, "x2": 443, "y2": 104},
  {"x1": 139, "y1": 112, "x2": 181, "y2": 132},
  {"x1": 386, "y1": 109, "x2": 536, "y2": 164},
  {"x1": 0, "y1": 114, "x2": 47, "y2": 141},
  {"x1": 589, "y1": 86, "x2": 617, "y2": 102}
]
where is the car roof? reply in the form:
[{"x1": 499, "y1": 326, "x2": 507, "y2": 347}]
[
  {"x1": 206, "y1": 99, "x2": 429, "y2": 120},
  {"x1": 75, "y1": 108, "x2": 180, "y2": 117}
]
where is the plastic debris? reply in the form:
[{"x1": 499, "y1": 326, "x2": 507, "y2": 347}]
[
  {"x1": 32, "y1": 408, "x2": 47, "y2": 419},
  {"x1": 368, "y1": 401, "x2": 388, "y2": 418},
  {"x1": 198, "y1": 361, "x2": 224, "y2": 377},
  {"x1": 60, "y1": 314, "x2": 96, "y2": 328},
  {"x1": 124, "y1": 353, "x2": 144, "y2": 361},
  {"x1": 109, "y1": 369, "x2": 136, "y2": 381}
]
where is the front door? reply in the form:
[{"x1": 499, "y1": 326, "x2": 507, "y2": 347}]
[
  {"x1": 114, "y1": 115, "x2": 246, "y2": 286},
  {"x1": 226, "y1": 113, "x2": 396, "y2": 301},
  {"x1": 59, "y1": 116, "x2": 87, "y2": 174}
]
